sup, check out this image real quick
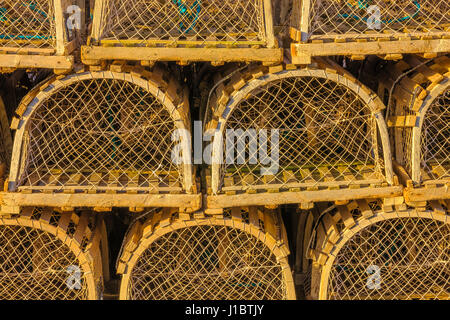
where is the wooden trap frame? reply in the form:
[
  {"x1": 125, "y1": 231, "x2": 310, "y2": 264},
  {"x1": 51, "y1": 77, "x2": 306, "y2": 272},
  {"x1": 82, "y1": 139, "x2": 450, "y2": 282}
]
[
  {"x1": 81, "y1": 0, "x2": 283, "y2": 65},
  {"x1": 290, "y1": 0, "x2": 450, "y2": 64},
  {"x1": 205, "y1": 61, "x2": 402, "y2": 210},
  {"x1": 4, "y1": 64, "x2": 201, "y2": 213},
  {"x1": 306, "y1": 199, "x2": 450, "y2": 300},
  {"x1": 379, "y1": 55, "x2": 449, "y2": 203},
  {"x1": 0, "y1": 207, "x2": 104, "y2": 300},
  {"x1": 117, "y1": 207, "x2": 296, "y2": 300},
  {"x1": 0, "y1": 0, "x2": 76, "y2": 72},
  {"x1": 0, "y1": 95, "x2": 12, "y2": 185}
]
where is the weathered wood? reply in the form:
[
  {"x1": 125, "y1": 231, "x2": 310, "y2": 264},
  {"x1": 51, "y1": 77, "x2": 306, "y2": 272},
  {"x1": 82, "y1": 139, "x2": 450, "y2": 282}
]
[
  {"x1": 1, "y1": 192, "x2": 202, "y2": 211},
  {"x1": 207, "y1": 186, "x2": 403, "y2": 209},
  {"x1": 82, "y1": 46, "x2": 284, "y2": 63},
  {"x1": 405, "y1": 185, "x2": 450, "y2": 202},
  {"x1": 263, "y1": 0, "x2": 276, "y2": 48},
  {"x1": 118, "y1": 207, "x2": 296, "y2": 300},
  {"x1": 0, "y1": 54, "x2": 74, "y2": 70}
]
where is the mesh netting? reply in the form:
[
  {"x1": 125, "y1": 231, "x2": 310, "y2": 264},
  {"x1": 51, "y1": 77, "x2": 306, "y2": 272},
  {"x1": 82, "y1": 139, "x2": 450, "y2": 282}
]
[
  {"x1": 126, "y1": 224, "x2": 289, "y2": 300},
  {"x1": 220, "y1": 76, "x2": 384, "y2": 191},
  {"x1": 421, "y1": 88, "x2": 449, "y2": 182},
  {"x1": 328, "y1": 216, "x2": 450, "y2": 300},
  {"x1": 309, "y1": 0, "x2": 449, "y2": 40},
  {"x1": 95, "y1": 0, "x2": 267, "y2": 46},
  {"x1": 0, "y1": 223, "x2": 89, "y2": 299},
  {"x1": 18, "y1": 76, "x2": 183, "y2": 192},
  {"x1": 0, "y1": 0, "x2": 56, "y2": 49}
]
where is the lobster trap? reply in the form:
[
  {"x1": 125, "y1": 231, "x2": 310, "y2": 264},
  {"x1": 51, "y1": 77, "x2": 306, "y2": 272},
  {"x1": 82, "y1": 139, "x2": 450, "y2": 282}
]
[
  {"x1": 290, "y1": 0, "x2": 450, "y2": 64},
  {"x1": 0, "y1": 95, "x2": 12, "y2": 181},
  {"x1": 380, "y1": 55, "x2": 449, "y2": 201},
  {"x1": 82, "y1": 0, "x2": 282, "y2": 64},
  {"x1": 204, "y1": 62, "x2": 400, "y2": 209},
  {"x1": 0, "y1": 0, "x2": 76, "y2": 71},
  {"x1": 307, "y1": 199, "x2": 450, "y2": 300},
  {"x1": 6, "y1": 64, "x2": 200, "y2": 211},
  {"x1": 0, "y1": 207, "x2": 104, "y2": 300},
  {"x1": 117, "y1": 207, "x2": 296, "y2": 300}
]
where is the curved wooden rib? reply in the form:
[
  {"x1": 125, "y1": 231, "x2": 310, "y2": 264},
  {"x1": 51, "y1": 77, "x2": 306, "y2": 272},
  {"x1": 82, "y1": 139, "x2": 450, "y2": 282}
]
[{"x1": 8, "y1": 64, "x2": 193, "y2": 195}]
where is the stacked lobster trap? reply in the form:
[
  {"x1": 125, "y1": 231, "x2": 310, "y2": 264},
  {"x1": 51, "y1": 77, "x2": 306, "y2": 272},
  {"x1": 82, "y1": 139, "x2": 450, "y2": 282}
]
[
  {"x1": 290, "y1": 0, "x2": 450, "y2": 64},
  {"x1": 305, "y1": 199, "x2": 450, "y2": 300},
  {"x1": 204, "y1": 60, "x2": 402, "y2": 210},
  {"x1": 117, "y1": 207, "x2": 296, "y2": 300},
  {"x1": 379, "y1": 54, "x2": 449, "y2": 204},
  {"x1": 0, "y1": 0, "x2": 77, "y2": 71},
  {"x1": 0, "y1": 0, "x2": 447, "y2": 302},
  {"x1": 0, "y1": 207, "x2": 105, "y2": 299},
  {"x1": 3, "y1": 63, "x2": 200, "y2": 212},
  {"x1": 82, "y1": 0, "x2": 283, "y2": 64}
]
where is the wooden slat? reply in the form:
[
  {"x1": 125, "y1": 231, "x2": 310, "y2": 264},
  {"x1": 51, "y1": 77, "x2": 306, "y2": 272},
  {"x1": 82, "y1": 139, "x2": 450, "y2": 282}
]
[
  {"x1": 106, "y1": 172, "x2": 120, "y2": 194},
  {"x1": 248, "y1": 206, "x2": 260, "y2": 231},
  {"x1": 44, "y1": 172, "x2": 62, "y2": 194},
  {"x1": 147, "y1": 175, "x2": 160, "y2": 194},
  {"x1": 231, "y1": 207, "x2": 241, "y2": 223},
  {"x1": 356, "y1": 199, "x2": 374, "y2": 219},
  {"x1": 292, "y1": 39, "x2": 450, "y2": 65},
  {"x1": 242, "y1": 174, "x2": 256, "y2": 194},
  {"x1": 299, "y1": 168, "x2": 318, "y2": 191},
  {"x1": 318, "y1": 167, "x2": 339, "y2": 190},
  {"x1": 82, "y1": 46, "x2": 284, "y2": 63},
  {"x1": 430, "y1": 200, "x2": 445, "y2": 215},
  {"x1": 0, "y1": 54, "x2": 73, "y2": 70},
  {"x1": 73, "y1": 212, "x2": 89, "y2": 247},
  {"x1": 64, "y1": 173, "x2": 83, "y2": 193},
  {"x1": 39, "y1": 207, "x2": 53, "y2": 224}
]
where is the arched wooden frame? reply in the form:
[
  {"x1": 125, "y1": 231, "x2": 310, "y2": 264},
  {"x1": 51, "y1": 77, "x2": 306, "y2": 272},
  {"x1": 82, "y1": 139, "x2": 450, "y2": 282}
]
[
  {"x1": 0, "y1": 210, "x2": 102, "y2": 300},
  {"x1": 0, "y1": 0, "x2": 66, "y2": 52},
  {"x1": 209, "y1": 68, "x2": 394, "y2": 194},
  {"x1": 8, "y1": 70, "x2": 193, "y2": 193},
  {"x1": 118, "y1": 209, "x2": 296, "y2": 300},
  {"x1": 411, "y1": 73, "x2": 449, "y2": 185},
  {"x1": 317, "y1": 207, "x2": 449, "y2": 300}
]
